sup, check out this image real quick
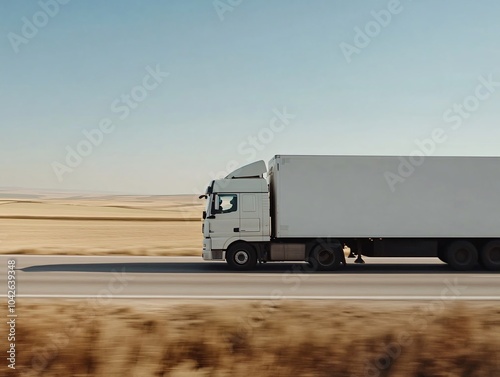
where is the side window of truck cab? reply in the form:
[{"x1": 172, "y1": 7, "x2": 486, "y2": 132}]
[{"x1": 215, "y1": 194, "x2": 238, "y2": 214}]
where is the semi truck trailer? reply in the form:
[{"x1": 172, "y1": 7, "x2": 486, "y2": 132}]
[{"x1": 200, "y1": 155, "x2": 500, "y2": 271}]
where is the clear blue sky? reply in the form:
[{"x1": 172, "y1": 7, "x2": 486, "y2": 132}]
[{"x1": 1, "y1": 0, "x2": 499, "y2": 194}]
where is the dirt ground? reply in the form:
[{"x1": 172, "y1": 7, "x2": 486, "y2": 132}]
[{"x1": 2, "y1": 300, "x2": 500, "y2": 377}]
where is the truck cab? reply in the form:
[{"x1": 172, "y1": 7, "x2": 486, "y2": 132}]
[{"x1": 202, "y1": 161, "x2": 270, "y2": 264}]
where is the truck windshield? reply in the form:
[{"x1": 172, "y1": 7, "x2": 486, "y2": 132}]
[{"x1": 206, "y1": 195, "x2": 214, "y2": 216}]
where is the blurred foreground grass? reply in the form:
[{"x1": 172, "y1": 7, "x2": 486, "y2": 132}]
[{"x1": 3, "y1": 300, "x2": 500, "y2": 377}]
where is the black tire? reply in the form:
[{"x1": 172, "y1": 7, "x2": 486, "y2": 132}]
[
  {"x1": 480, "y1": 240, "x2": 500, "y2": 271},
  {"x1": 226, "y1": 243, "x2": 257, "y2": 271},
  {"x1": 437, "y1": 249, "x2": 448, "y2": 264},
  {"x1": 309, "y1": 243, "x2": 343, "y2": 271},
  {"x1": 446, "y1": 241, "x2": 478, "y2": 271}
]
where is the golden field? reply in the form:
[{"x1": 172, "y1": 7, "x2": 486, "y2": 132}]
[
  {"x1": 0, "y1": 192, "x2": 204, "y2": 256},
  {"x1": 2, "y1": 300, "x2": 500, "y2": 377}
]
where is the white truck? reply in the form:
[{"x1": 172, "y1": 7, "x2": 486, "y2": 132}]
[{"x1": 201, "y1": 155, "x2": 500, "y2": 271}]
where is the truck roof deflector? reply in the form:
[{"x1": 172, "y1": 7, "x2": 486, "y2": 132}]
[{"x1": 225, "y1": 160, "x2": 267, "y2": 179}]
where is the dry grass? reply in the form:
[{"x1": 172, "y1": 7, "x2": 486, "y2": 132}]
[
  {"x1": 0, "y1": 194, "x2": 203, "y2": 256},
  {"x1": 4, "y1": 300, "x2": 500, "y2": 377}
]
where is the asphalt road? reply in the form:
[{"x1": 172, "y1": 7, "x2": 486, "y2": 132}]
[{"x1": 1, "y1": 255, "x2": 499, "y2": 300}]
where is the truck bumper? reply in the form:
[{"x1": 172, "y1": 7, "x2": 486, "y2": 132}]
[{"x1": 202, "y1": 238, "x2": 225, "y2": 261}]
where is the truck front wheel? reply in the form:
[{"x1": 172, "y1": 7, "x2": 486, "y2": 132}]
[
  {"x1": 480, "y1": 240, "x2": 500, "y2": 271},
  {"x1": 446, "y1": 241, "x2": 478, "y2": 271},
  {"x1": 226, "y1": 243, "x2": 258, "y2": 271}
]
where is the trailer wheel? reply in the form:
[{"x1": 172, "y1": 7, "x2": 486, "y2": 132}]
[
  {"x1": 226, "y1": 243, "x2": 257, "y2": 271},
  {"x1": 437, "y1": 250, "x2": 447, "y2": 264},
  {"x1": 480, "y1": 240, "x2": 500, "y2": 271},
  {"x1": 446, "y1": 241, "x2": 478, "y2": 271},
  {"x1": 310, "y1": 244, "x2": 343, "y2": 271}
]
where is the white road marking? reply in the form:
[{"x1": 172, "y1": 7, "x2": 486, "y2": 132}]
[{"x1": 473, "y1": 275, "x2": 500, "y2": 278}]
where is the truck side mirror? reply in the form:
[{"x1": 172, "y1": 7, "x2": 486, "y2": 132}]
[
  {"x1": 203, "y1": 211, "x2": 207, "y2": 219},
  {"x1": 214, "y1": 195, "x2": 220, "y2": 211}
]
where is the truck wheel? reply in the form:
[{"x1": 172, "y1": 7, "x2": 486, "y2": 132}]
[
  {"x1": 310, "y1": 244, "x2": 343, "y2": 271},
  {"x1": 437, "y1": 249, "x2": 447, "y2": 264},
  {"x1": 226, "y1": 243, "x2": 257, "y2": 271},
  {"x1": 480, "y1": 240, "x2": 500, "y2": 271},
  {"x1": 446, "y1": 241, "x2": 478, "y2": 271}
]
